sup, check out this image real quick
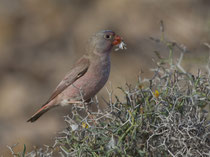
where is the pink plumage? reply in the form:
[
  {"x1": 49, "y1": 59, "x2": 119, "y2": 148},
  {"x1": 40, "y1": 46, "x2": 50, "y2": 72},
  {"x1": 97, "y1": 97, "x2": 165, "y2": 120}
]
[{"x1": 27, "y1": 30, "x2": 123, "y2": 122}]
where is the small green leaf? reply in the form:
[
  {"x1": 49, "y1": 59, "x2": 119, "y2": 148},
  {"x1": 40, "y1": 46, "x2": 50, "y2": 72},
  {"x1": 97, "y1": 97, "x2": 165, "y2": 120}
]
[{"x1": 22, "y1": 144, "x2": 26, "y2": 157}]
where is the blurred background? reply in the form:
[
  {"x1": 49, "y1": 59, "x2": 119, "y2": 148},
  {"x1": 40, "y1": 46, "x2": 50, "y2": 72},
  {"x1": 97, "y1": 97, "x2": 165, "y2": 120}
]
[{"x1": 0, "y1": 0, "x2": 209, "y2": 155}]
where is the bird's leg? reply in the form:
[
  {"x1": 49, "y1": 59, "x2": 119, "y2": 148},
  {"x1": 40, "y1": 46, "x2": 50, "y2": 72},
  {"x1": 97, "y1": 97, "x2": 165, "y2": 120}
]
[
  {"x1": 84, "y1": 99, "x2": 92, "y2": 114},
  {"x1": 83, "y1": 99, "x2": 98, "y2": 125},
  {"x1": 60, "y1": 99, "x2": 84, "y2": 108},
  {"x1": 68, "y1": 100, "x2": 83, "y2": 104},
  {"x1": 73, "y1": 100, "x2": 85, "y2": 109}
]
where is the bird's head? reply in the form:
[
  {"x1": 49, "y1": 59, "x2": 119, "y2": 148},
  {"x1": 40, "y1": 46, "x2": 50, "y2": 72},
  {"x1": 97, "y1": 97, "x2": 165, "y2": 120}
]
[{"x1": 88, "y1": 30, "x2": 122, "y2": 55}]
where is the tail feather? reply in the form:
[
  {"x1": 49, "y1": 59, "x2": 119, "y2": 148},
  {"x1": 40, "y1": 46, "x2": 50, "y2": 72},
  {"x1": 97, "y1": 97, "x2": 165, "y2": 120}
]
[{"x1": 27, "y1": 105, "x2": 50, "y2": 123}]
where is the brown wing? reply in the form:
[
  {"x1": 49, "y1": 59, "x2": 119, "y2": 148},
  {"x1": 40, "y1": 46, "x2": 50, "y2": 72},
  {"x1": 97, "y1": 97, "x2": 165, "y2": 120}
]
[{"x1": 43, "y1": 56, "x2": 90, "y2": 106}]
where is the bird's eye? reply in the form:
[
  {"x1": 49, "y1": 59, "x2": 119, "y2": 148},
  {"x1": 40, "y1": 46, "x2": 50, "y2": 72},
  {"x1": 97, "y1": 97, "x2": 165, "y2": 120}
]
[{"x1": 104, "y1": 34, "x2": 112, "y2": 39}]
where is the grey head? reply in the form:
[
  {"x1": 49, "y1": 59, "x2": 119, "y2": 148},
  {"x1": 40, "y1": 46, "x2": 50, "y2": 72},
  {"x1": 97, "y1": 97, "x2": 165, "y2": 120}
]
[{"x1": 87, "y1": 30, "x2": 122, "y2": 54}]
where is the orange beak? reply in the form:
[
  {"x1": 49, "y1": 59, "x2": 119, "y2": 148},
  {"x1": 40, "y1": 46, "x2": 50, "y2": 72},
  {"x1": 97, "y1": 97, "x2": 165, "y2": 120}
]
[{"x1": 112, "y1": 35, "x2": 122, "y2": 45}]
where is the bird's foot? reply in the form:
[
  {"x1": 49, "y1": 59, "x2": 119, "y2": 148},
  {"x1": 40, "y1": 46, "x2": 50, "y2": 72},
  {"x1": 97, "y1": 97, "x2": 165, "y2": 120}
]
[{"x1": 60, "y1": 99, "x2": 84, "y2": 107}]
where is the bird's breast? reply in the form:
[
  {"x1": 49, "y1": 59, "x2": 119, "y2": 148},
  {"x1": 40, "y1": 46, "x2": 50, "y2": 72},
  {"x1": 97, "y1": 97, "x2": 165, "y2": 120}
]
[{"x1": 63, "y1": 55, "x2": 111, "y2": 101}]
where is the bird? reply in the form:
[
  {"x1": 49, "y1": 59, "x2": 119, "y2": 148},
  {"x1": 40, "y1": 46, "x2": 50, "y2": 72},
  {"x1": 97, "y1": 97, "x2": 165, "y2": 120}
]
[{"x1": 27, "y1": 30, "x2": 124, "y2": 122}]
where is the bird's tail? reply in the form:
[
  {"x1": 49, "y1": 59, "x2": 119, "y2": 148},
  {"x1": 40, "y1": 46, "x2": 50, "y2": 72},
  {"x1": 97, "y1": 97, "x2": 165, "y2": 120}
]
[{"x1": 27, "y1": 105, "x2": 50, "y2": 123}]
